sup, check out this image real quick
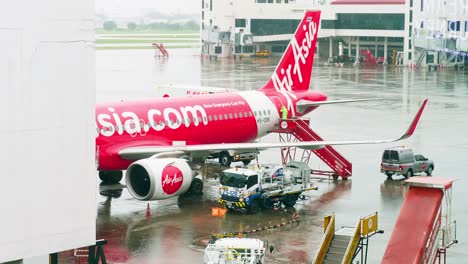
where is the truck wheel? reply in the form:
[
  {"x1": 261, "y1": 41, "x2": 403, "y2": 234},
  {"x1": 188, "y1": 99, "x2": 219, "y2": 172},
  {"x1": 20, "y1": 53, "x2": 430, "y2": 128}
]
[
  {"x1": 386, "y1": 173, "x2": 393, "y2": 180},
  {"x1": 283, "y1": 195, "x2": 297, "y2": 207},
  {"x1": 332, "y1": 174, "x2": 339, "y2": 180},
  {"x1": 405, "y1": 169, "x2": 413, "y2": 178},
  {"x1": 248, "y1": 199, "x2": 260, "y2": 214},
  {"x1": 426, "y1": 166, "x2": 433, "y2": 176},
  {"x1": 219, "y1": 152, "x2": 232, "y2": 167},
  {"x1": 99, "y1": 171, "x2": 123, "y2": 184},
  {"x1": 188, "y1": 178, "x2": 203, "y2": 195}
]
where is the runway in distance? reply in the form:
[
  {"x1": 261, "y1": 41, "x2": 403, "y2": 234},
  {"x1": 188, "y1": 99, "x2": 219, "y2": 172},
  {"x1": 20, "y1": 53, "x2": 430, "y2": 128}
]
[{"x1": 95, "y1": 10, "x2": 428, "y2": 201}]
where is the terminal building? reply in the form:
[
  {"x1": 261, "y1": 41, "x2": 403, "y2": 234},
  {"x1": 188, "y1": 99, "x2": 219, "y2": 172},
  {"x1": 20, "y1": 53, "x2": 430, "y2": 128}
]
[{"x1": 201, "y1": 0, "x2": 467, "y2": 67}]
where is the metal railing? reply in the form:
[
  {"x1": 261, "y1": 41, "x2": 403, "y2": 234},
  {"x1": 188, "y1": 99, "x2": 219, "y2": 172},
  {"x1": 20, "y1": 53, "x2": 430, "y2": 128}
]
[
  {"x1": 341, "y1": 220, "x2": 361, "y2": 264},
  {"x1": 312, "y1": 212, "x2": 335, "y2": 264}
]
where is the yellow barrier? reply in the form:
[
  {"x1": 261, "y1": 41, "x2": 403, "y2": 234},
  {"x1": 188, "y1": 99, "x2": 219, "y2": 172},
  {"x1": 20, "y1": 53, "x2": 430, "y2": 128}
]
[
  {"x1": 312, "y1": 212, "x2": 335, "y2": 264},
  {"x1": 341, "y1": 220, "x2": 362, "y2": 264},
  {"x1": 361, "y1": 212, "x2": 378, "y2": 236}
]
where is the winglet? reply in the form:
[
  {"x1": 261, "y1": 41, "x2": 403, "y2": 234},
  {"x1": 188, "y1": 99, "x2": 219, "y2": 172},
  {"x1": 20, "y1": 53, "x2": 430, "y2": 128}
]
[{"x1": 398, "y1": 99, "x2": 428, "y2": 140}]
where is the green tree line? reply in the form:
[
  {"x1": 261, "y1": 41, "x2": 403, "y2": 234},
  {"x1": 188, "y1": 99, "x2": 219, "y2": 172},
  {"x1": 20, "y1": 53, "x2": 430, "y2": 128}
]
[{"x1": 102, "y1": 20, "x2": 199, "y2": 31}]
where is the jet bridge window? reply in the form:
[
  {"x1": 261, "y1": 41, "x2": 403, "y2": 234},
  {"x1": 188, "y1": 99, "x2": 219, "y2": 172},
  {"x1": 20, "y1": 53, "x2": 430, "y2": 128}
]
[{"x1": 246, "y1": 175, "x2": 258, "y2": 189}]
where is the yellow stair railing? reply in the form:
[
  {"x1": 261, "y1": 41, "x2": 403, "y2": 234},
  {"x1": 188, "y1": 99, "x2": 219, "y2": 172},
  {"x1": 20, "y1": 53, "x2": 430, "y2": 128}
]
[
  {"x1": 311, "y1": 212, "x2": 335, "y2": 264},
  {"x1": 341, "y1": 219, "x2": 361, "y2": 264}
]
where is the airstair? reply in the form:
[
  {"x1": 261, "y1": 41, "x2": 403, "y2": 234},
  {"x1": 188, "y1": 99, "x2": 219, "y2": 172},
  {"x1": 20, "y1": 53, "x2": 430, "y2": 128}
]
[
  {"x1": 312, "y1": 212, "x2": 381, "y2": 264},
  {"x1": 382, "y1": 177, "x2": 458, "y2": 264},
  {"x1": 273, "y1": 119, "x2": 352, "y2": 179},
  {"x1": 152, "y1": 42, "x2": 169, "y2": 57}
]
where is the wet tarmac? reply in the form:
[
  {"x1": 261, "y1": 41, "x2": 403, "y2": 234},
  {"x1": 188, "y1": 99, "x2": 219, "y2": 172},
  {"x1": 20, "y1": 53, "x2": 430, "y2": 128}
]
[{"x1": 84, "y1": 49, "x2": 468, "y2": 263}]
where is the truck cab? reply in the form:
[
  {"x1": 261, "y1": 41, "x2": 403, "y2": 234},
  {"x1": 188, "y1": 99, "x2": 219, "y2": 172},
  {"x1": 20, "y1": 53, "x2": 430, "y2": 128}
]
[
  {"x1": 380, "y1": 147, "x2": 434, "y2": 179},
  {"x1": 218, "y1": 162, "x2": 317, "y2": 213}
]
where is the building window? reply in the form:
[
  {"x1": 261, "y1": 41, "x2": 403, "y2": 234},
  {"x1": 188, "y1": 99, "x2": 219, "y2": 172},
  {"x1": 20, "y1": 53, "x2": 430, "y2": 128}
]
[
  {"x1": 210, "y1": 0, "x2": 212, "y2": 11},
  {"x1": 320, "y1": 14, "x2": 405, "y2": 30},
  {"x1": 215, "y1": 46, "x2": 222, "y2": 54},
  {"x1": 256, "y1": 0, "x2": 267, "y2": 3},
  {"x1": 202, "y1": 0, "x2": 204, "y2": 9},
  {"x1": 202, "y1": 11, "x2": 204, "y2": 20},
  {"x1": 251, "y1": 19, "x2": 301, "y2": 36},
  {"x1": 235, "y1": 19, "x2": 246, "y2": 27},
  {"x1": 448, "y1": 21, "x2": 461, "y2": 32}
]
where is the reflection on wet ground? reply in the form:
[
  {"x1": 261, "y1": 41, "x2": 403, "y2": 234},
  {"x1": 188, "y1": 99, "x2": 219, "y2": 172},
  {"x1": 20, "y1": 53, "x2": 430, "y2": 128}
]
[{"x1": 79, "y1": 49, "x2": 468, "y2": 263}]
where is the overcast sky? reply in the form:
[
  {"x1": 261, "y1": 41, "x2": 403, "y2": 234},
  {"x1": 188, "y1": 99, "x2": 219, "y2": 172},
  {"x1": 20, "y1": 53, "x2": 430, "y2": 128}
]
[{"x1": 95, "y1": 0, "x2": 200, "y2": 16}]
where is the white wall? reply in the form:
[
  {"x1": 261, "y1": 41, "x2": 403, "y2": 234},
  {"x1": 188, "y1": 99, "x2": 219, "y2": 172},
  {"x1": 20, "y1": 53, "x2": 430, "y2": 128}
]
[{"x1": 0, "y1": 0, "x2": 96, "y2": 262}]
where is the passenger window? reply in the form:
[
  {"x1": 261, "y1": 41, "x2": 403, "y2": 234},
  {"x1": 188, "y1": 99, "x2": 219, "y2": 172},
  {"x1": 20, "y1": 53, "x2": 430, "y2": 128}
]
[
  {"x1": 219, "y1": 114, "x2": 223, "y2": 120},
  {"x1": 239, "y1": 112, "x2": 243, "y2": 118},
  {"x1": 229, "y1": 113, "x2": 233, "y2": 119},
  {"x1": 224, "y1": 114, "x2": 228, "y2": 119},
  {"x1": 204, "y1": 116, "x2": 207, "y2": 123},
  {"x1": 254, "y1": 111, "x2": 257, "y2": 116},
  {"x1": 258, "y1": 111, "x2": 262, "y2": 116},
  {"x1": 208, "y1": 116, "x2": 213, "y2": 121},
  {"x1": 263, "y1": 110, "x2": 267, "y2": 115},
  {"x1": 214, "y1": 115, "x2": 218, "y2": 121},
  {"x1": 268, "y1": 110, "x2": 271, "y2": 115},
  {"x1": 234, "y1": 113, "x2": 238, "y2": 118}
]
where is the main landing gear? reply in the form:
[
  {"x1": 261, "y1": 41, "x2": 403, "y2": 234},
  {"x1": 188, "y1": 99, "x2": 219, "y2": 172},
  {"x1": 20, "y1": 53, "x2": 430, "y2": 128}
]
[{"x1": 99, "y1": 170, "x2": 123, "y2": 184}]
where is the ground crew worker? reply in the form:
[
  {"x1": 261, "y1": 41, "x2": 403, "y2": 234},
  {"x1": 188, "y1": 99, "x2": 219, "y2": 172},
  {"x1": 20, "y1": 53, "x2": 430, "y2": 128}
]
[{"x1": 280, "y1": 106, "x2": 288, "y2": 119}]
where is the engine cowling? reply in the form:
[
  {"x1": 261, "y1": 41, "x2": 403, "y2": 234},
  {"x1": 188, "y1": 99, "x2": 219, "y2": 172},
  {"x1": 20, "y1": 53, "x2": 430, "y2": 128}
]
[{"x1": 125, "y1": 158, "x2": 193, "y2": 200}]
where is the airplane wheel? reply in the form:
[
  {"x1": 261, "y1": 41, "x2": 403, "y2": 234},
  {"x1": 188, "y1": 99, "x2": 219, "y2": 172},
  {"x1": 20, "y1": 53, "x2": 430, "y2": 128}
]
[
  {"x1": 219, "y1": 152, "x2": 232, "y2": 167},
  {"x1": 99, "y1": 171, "x2": 123, "y2": 184},
  {"x1": 189, "y1": 178, "x2": 203, "y2": 195},
  {"x1": 242, "y1": 160, "x2": 251, "y2": 166}
]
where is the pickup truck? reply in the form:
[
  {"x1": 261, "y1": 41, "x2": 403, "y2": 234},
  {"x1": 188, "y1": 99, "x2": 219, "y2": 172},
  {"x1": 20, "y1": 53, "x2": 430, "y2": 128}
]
[{"x1": 380, "y1": 147, "x2": 434, "y2": 179}]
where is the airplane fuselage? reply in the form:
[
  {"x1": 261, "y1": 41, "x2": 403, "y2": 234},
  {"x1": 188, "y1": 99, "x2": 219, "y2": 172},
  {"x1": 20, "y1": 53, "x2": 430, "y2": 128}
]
[{"x1": 95, "y1": 90, "x2": 326, "y2": 170}]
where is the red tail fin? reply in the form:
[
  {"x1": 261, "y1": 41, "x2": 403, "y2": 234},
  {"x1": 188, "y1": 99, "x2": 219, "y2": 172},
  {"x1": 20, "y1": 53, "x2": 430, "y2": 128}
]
[{"x1": 260, "y1": 11, "x2": 320, "y2": 92}]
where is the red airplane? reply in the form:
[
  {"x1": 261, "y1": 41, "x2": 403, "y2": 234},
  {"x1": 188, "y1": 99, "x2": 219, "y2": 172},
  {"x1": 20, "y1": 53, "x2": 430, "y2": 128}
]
[{"x1": 95, "y1": 11, "x2": 427, "y2": 201}]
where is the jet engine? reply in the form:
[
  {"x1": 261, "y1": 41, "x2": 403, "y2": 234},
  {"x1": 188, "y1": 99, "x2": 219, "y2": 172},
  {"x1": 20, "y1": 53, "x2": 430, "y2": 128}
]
[{"x1": 126, "y1": 158, "x2": 194, "y2": 200}]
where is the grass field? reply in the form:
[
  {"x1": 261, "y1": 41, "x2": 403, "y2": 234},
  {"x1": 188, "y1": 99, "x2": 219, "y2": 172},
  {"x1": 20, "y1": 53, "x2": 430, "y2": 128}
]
[
  {"x1": 96, "y1": 39, "x2": 199, "y2": 44},
  {"x1": 96, "y1": 29, "x2": 199, "y2": 34},
  {"x1": 95, "y1": 31, "x2": 200, "y2": 50},
  {"x1": 96, "y1": 45, "x2": 199, "y2": 50}
]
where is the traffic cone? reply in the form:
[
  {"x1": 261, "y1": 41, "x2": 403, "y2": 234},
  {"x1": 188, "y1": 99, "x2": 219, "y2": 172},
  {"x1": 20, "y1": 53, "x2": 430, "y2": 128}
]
[{"x1": 146, "y1": 203, "x2": 151, "y2": 218}]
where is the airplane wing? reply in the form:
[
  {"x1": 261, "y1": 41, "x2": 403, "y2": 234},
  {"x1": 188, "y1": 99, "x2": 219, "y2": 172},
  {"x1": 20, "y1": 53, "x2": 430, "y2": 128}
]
[
  {"x1": 296, "y1": 98, "x2": 379, "y2": 112},
  {"x1": 119, "y1": 99, "x2": 427, "y2": 160}
]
